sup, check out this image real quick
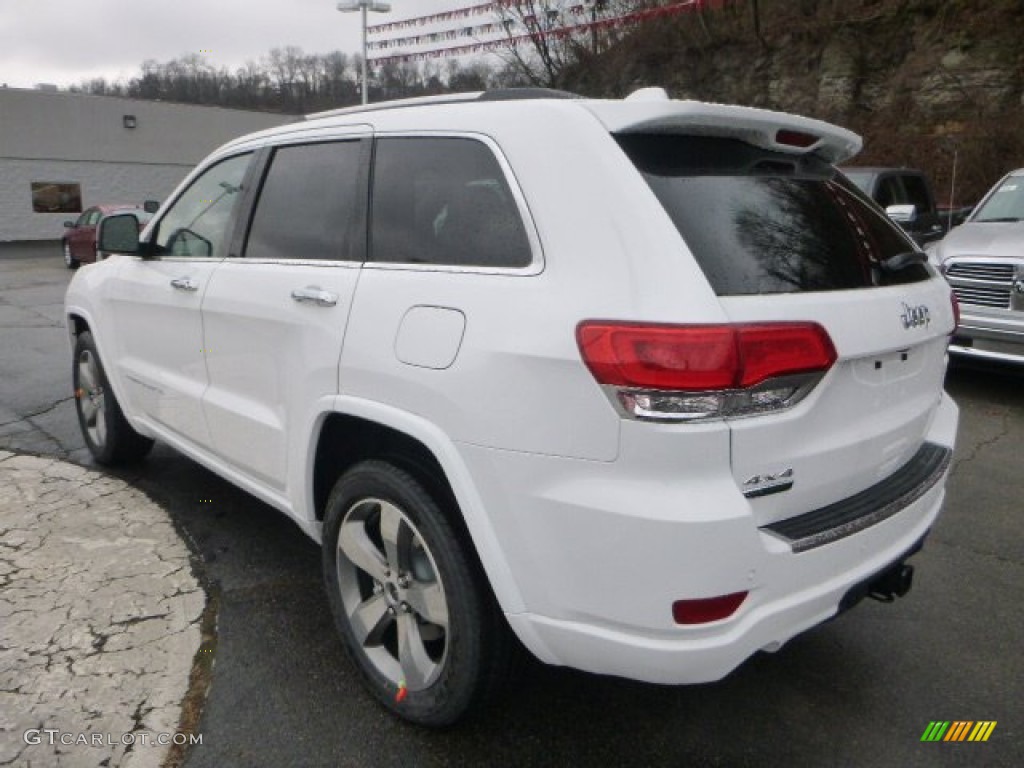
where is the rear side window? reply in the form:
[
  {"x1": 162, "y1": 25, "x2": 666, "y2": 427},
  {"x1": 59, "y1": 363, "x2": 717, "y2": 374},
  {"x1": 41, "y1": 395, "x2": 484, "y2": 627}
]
[
  {"x1": 245, "y1": 141, "x2": 363, "y2": 261},
  {"x1": 617, "y1": 135, "x2": 928, "y2": 295},
  {"x1": 370, "y1": 137, "x2": 532, "y2": 269}
]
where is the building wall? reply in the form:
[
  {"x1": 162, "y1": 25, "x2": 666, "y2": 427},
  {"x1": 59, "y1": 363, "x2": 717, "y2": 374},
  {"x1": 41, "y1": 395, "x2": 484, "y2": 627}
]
[
  {"x1": 0, "y1": 88, "x2": 290, "y2": 242},
  {"x1": 0, "y1": 158, "x2": 191, "y2": 241}
]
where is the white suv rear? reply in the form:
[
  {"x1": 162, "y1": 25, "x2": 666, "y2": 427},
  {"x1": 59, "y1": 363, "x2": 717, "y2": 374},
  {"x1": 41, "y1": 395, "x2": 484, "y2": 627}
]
[{"x1": 66, "y1": 87, "x2": 959, "y2": 725}]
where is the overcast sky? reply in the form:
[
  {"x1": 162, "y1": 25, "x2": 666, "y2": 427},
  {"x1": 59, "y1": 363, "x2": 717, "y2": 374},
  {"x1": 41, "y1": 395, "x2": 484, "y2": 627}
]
[{"x1": 0, "y1": 0, "x2": 465, "y2": 89}]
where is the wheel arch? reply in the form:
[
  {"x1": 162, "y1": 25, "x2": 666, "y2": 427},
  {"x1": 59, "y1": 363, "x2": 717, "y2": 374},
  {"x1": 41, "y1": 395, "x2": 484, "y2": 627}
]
[
  {"x1": 64, "y1": 306, "x2": 152, "y2": 441},
  {"x1": 310, "y1": 399, "x2": 526, "y2": 614}
]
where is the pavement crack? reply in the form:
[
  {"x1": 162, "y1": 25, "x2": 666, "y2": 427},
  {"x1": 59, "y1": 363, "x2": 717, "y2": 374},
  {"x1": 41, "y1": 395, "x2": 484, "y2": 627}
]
[
  {"x1": 123, "y1": 697, "x2": 154, "y2": 755},
  {"x1": 950, "y1": 409, "x2": 1011, "y2": 475},
  {"x1": 0, "y1": 395, "x2": 75, "y2": 429},
  {"x1": 111, "y1": 612, "x2": 171, "y2": 627}
]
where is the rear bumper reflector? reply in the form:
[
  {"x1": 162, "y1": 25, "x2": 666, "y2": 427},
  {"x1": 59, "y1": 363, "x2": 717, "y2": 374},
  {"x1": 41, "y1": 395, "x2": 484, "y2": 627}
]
[{"x1": 761, "y1": 443, "x2": 952, "y2": 552}]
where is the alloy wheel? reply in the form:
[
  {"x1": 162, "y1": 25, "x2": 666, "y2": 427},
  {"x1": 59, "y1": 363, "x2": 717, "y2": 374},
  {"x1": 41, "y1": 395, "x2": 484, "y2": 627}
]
[
  {"x1": 76, "y1": 349, "x2": 107, "y2": 448},
  {"x1": 335, "y1": 497, "x2": 450, "y2": 691}
]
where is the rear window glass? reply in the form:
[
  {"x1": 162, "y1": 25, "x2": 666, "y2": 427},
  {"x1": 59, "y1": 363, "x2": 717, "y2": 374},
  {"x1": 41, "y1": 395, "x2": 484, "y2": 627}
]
[{"x1": 617, "y1": 135, "x2": 928, "y2": 295}]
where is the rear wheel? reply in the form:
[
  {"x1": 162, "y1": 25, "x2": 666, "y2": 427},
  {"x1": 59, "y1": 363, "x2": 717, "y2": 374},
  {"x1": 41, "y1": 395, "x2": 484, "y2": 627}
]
[
  {"x1": 63, "y1": 241, "x2": 79, "y2": 269},
  {"x1": 322, "y1": 460, "x2": 513, "y2": 726},
  {"x1": 73, "y1": 331, "x2": 153, "y2": 465}
]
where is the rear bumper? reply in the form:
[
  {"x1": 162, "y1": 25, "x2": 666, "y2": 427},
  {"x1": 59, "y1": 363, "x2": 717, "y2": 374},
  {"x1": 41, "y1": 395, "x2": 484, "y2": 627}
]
[
  {"x1": 465, "y1": 393, "x2": 958, "y2": 684},
  {"x1": 508, "y1": 480, "x2": 945, "y2": 684}
]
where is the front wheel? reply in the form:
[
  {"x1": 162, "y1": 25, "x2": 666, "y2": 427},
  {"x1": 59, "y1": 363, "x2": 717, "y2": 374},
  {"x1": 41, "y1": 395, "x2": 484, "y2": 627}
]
[
  {"x1": 63, "y1": 241, "x2": 79, "y2": 269},
  {"x1": 73, "y1": 331, "x2": 153, "y2": 465},
  {"x1": 322, "y1": 461, "x2": 513, "y2": 726}
]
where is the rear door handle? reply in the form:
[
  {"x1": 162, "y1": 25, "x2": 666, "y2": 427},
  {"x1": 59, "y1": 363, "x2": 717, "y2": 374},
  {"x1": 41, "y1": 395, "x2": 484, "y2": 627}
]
[
  {"x1": 170, "y1": 277, "x2": 199, "y2": 292},
  {"x1": 291, "y1": 286, "x2": 338, "y2": 307}
]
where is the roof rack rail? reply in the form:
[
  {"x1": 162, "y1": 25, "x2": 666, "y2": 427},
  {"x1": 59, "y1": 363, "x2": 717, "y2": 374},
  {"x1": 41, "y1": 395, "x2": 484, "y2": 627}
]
[
  {"x1": 477, "y1": 87, "x2": 581, "y2": 101},
  {"x1": 304, "y1": 87, "x2": 582, "y2": 121}
]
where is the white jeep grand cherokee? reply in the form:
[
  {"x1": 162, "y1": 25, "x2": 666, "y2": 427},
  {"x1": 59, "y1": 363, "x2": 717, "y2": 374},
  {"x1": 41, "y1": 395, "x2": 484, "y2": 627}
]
[{"x1": 66, "y1": 87, "x2": 959, "y2": 726}]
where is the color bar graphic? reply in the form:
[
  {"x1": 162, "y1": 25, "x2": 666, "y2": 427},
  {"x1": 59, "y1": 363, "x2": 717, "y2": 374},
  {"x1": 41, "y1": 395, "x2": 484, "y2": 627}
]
[{"x1": 921, "y1": 721, "x2": 996, "y2": 742}]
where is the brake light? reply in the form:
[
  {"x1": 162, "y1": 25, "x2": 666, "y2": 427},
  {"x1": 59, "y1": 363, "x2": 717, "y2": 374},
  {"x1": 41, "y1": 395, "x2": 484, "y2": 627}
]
[
  {"x1": 576, "y1": 321, "x2": 836, "y2": 422},
  {"x1": 576, "y1": 324, "x2": 739, "y2": 391},
  {"x1": 775, "y1": 129, "x2": 819, "y2": 148},
  {"x1": 950, "y1": 290, "x2": 960, "y2": 331}
]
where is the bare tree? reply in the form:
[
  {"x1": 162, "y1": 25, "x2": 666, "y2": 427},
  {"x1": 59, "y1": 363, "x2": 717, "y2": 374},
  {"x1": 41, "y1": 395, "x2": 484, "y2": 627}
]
[{"x1": 492, "y1": 0, "x2": 645, "y2": 87}]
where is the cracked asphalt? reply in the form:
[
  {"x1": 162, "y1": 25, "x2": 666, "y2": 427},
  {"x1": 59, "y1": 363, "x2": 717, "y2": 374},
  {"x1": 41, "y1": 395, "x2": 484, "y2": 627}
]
[
  {"x1": 0, "y1": 247, "x2": 1022, "y2": 767},
  {"x1": 0, "y1": 452, "x2": 202, "y2": 768}
]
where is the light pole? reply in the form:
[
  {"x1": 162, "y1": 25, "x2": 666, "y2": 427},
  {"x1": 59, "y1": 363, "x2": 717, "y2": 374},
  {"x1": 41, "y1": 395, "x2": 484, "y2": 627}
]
[{"x1": 337, "y1": 1, "x2": 391, "y2": 105}]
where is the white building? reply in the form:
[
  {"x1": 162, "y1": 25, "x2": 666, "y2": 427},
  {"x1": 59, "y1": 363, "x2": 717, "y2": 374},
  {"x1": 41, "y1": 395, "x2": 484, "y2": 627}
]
[{"x1": 0, "y1": 88, "x2": 289, "y2": 242}]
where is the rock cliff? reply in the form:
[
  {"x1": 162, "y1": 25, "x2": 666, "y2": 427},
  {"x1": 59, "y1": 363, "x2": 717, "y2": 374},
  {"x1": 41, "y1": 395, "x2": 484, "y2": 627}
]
[{"x1": 566, "y1": 0, "x2": 1024, "y2": 204}]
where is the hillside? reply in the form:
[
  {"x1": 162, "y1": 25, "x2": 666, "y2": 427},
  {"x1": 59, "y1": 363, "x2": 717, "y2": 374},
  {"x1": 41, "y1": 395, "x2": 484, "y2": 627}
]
[{"x1": 563, "y1": 0, "x2": 1024, "y2": 205}]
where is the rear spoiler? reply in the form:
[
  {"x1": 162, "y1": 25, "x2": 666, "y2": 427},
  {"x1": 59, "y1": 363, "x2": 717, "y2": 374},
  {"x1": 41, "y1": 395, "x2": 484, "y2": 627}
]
[{"x1": 584, "y1": 95, "x2": 862, "y2": 165}]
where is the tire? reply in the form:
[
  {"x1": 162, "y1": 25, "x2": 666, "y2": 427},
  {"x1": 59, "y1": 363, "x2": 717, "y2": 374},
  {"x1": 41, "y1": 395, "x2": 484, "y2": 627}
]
[
  {"x1": 73, "y1": 331, "x2": 154, "y2": 465},
  {"x1": 322, "y1": 460, "x2": 513, "y2": 726},
  {"x1": 63, "y1": 240, "x2": 79, "y2": 269}
]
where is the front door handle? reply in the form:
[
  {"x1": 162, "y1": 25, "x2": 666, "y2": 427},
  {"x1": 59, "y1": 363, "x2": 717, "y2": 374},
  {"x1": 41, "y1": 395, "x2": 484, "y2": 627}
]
[
  {"x1": 291, "y1": 286, "x2": 338, "y2": 307},
  {"x1": 170, "y1": 277, "x2": 199, "y2": 292}
]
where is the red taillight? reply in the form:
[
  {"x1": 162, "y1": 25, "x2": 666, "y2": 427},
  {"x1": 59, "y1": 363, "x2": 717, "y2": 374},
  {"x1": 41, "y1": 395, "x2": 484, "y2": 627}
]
[
  {"x1": 672, "y1": 592, "x2": 748, "y2": 624},
  {"x1": 775, "y1": 129, "x2": 819, "y2": 148},
  {"x1": 950, "y1": 290, "x2": 960, "y2": 331},
  {"x1": 576, "y1": 324, "x2": 738, "y2": 391},
  {"x1": 576, "y1": 322, "x2": 836, "y2": 391}
]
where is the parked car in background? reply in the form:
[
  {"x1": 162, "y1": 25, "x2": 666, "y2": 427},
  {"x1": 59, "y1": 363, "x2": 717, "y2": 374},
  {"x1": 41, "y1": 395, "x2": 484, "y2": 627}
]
[
  {"x1": 928, "y1": 168, "x2": 1024, "y2": 366},
  {"x1": 842, "y1": 167, "x2": 947, "y2": 246},
  {"x1": 62, "y1": 204, "x2": 155, "y2": 269}
]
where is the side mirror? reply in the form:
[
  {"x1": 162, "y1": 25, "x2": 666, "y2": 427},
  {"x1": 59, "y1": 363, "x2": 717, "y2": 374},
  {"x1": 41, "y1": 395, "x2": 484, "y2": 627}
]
[
  {"x1": 886, "y1": 204, "x2": 917, "y2": 224},
  {"x1": 98, "y1": 213, "x2": 142, "y2": 255},
  {"x1": 63, "y1": 221, "x2": 74, "y2": 228},
  {"x1": 143, "y1": 200, "x2": 160, "y2": 214}
]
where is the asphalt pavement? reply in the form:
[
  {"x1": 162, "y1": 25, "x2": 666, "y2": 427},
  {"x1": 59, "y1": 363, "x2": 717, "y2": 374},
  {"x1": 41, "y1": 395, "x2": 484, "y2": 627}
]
[{"x1": 0, "y1": 246, "x2": 1021, "y2": 767}]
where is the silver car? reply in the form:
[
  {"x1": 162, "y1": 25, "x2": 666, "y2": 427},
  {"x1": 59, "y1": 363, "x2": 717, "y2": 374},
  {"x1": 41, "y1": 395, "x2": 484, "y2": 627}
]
[{"x1": 929, "y1": 168, "x2": 1024, "y2": 365}]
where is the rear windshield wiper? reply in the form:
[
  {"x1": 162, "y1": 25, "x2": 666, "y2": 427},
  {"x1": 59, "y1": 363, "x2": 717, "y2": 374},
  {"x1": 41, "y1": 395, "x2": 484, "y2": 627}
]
[
  {"x1": 879, "y1": 251, "x2": 927, "y2": 272},
  {"x1": 976, "y1": 217, "x2": 1021, "y2": 223}
]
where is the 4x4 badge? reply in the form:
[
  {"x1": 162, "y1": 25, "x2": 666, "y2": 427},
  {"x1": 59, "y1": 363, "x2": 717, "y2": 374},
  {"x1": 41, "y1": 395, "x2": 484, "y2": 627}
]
[{"x1": 900, "y1": 302, "x2": 931, "y2": 329}]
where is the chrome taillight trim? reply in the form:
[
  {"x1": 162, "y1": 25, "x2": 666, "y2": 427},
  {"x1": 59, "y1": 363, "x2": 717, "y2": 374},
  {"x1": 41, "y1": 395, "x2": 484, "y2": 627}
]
[{"x1": 600, "y1": 372, "x2": 826, "y2": 423}]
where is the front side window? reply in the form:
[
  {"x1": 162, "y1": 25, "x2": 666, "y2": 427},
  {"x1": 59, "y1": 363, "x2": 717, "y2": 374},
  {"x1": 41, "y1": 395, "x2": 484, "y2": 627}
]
[
  {"x1": 244, "y1": 141, "x2": 363, "y2": 261},
  {"x1": 371, "y1": 137, "x2": 532, "y2": 269},
  {"x1": 153, "y1": 153, "x2": 251, "y2": 258},
  {"x1": 617, "y1": 135, "x2": 928, "y2": 296}
]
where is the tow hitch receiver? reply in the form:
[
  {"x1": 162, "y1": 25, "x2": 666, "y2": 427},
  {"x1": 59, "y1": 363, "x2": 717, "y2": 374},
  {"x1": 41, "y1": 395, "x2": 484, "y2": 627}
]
[
  {"x1": 867, "y1": 563, "x2": 914, "y2": 603},
  {"x1": 838, "y1": 560, "x2": 917, "y2": 614}
]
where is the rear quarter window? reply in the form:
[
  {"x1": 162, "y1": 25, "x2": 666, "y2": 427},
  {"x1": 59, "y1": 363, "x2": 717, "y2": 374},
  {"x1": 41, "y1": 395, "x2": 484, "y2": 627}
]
[
  {"x1": 617, "y1": 135, "x2": 929, "y2": 295},
  {"x1": 370, "y1": 137, "x2": 532, "y2": 269}
]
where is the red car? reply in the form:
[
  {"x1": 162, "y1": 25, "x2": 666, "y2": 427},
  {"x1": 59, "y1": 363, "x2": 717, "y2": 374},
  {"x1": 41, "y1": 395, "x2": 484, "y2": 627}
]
[{"x1": 62, "y1": 204, "x2": 155, "y2": 269}]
